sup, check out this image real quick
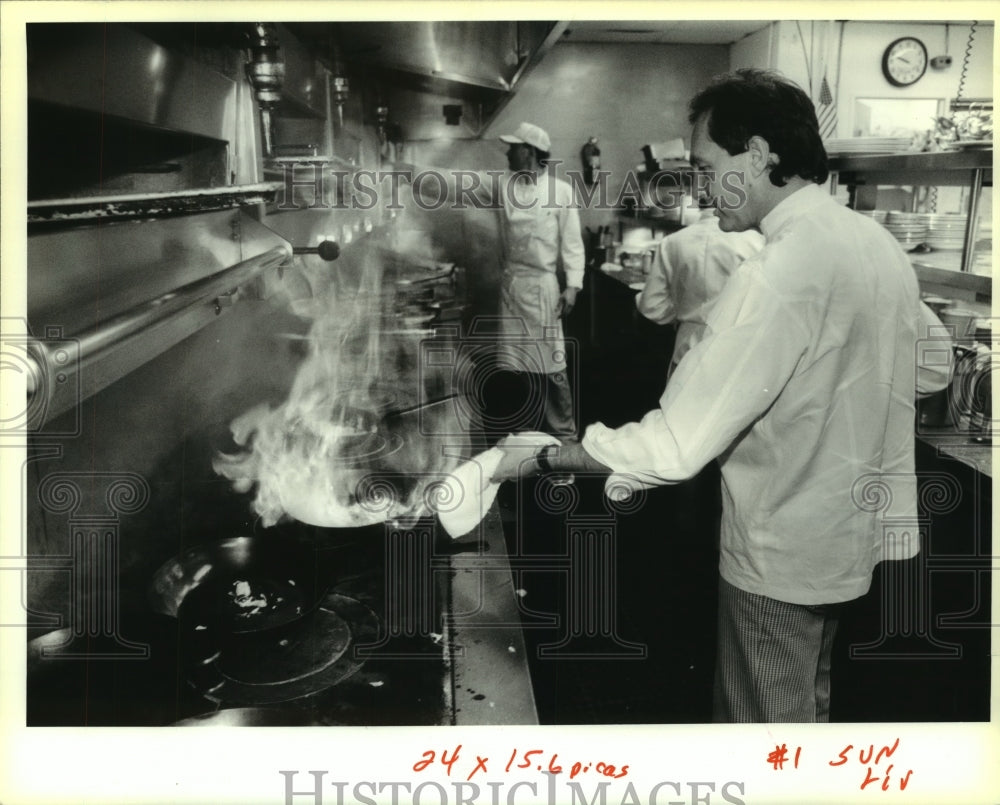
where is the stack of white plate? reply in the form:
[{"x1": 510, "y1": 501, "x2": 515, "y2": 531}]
[
  {"x1": 856, "y1": 209, "x2": 888, "y2": 223},
  {"x1": 825, "y1": 137, "x2": 914, "y2": 155},
  {"x1": 922, "y1": 213, "x2": 968, "y2": 251},
  {"x1": 884, "y1": 211, "x2": 927, "y2": 249}
]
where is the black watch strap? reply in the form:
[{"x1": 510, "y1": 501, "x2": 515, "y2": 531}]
[{"x1": 536, "y1": 444, "x2": 555, "y2": 474}]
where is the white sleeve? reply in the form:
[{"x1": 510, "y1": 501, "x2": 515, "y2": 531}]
[
  {"x1": 583, "y1": 265, "x2": 809, "y2": 483},
  {"x1": 635, "y1": 240, "x2": 678, "y2": 325},
  {"x1": 559, "y1": 187, "x2": 586, "y2": 289}
]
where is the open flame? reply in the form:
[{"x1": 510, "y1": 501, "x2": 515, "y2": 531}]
[{"x1": 213, "y1": 238, "x2": 462, "y2": 529}]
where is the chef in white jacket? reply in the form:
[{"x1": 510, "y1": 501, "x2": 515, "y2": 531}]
[
  {"x1": 495, "y1": 122, "x2": 585, "y2": 440},
  {"x1": 492, "y1": 70, "x2": 952, "y2": 723},
  {"x1": 399, "y1": 123, "x2": 585, "y2": 440},
  {"x1": 636, "y1": 202, "x2": 764, "y2": 371}
]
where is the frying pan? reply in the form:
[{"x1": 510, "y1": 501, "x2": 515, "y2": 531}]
[{"x1": 148, "y1": 536, "x2": 331, "y2": 634}]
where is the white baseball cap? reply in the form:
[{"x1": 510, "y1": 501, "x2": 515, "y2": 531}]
[{"x1": 499, "y1": 122, "x2": 551, "y2": 152}]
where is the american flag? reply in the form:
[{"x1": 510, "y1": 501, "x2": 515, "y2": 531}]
[{"x1": 816, "y1": 73, "x2": 838, "y2": 140}]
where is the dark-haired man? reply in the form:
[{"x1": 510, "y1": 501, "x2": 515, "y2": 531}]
[{"x1": 493, "y1": 69, "x2": 947, "y2": 722}]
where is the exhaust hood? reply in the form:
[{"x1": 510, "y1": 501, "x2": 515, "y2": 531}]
[{"x1": 285, "y1": 21, "x2": 566, "y2": 140}]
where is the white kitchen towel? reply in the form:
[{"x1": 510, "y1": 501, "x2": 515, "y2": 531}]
[{"x1": 437, "y1": 432, "x2": 559, "y2": 538}]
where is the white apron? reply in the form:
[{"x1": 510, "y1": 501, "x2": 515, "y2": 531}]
[{"x1": 495, "y1": 176, "x2": 567, "y2": 375}]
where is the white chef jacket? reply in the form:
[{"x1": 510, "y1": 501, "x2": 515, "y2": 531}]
[
  {"x1": 406, "y1": 167, "x2": 585, "y2": 374},
  {"x1": 583, "y1": 184, "x2": 932, "y2": 605},
  {"x1": 500, "y1": 171, "x2": 585, "y2": 289},
  {"x1": 496, "y1": 171, "x2": 585, "y2": 374},
  {"x1": 636, "y1": 209, "x2": 764, "y2": 366}
]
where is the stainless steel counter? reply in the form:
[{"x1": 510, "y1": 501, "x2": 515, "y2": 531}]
[
  {"x1": 916, "y1": 421, "x2": 992, "y2": 477},
  {"x1": 598, "y1": 261, "x2": 647, "y2": 292},
  {"x1": 447, "y1": 505, "x2": 539, "y2": 725}
]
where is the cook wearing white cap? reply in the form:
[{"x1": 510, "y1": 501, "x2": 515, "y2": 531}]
[
  {"x1": 391, "y1": 120, "x2": 583, "y2": 445},
  {"x1": 493, "y1": 121, "x2": 585, "y2": 441},
  {"x1": 498, "y1": 121, "x2": 552, "y2": 153}
]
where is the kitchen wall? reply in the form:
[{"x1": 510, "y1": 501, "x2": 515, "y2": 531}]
[
  {"x1": 735, "y1": 20, "x2": 994, "y2": 139},
  {"x1": 401, "y1": 20, "x2": 993, "y2": 262},
  {"x1": 730, "y1": 25, "x2": 774, "y2": 73},
  {"x1": 408, "y1": 41, "x2": 731, "y2": 235},
  {"x1": 733, "y1": 20, "x2": 993, "y2": 298}
]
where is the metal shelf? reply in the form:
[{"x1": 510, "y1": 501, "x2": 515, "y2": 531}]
[
  {"x1": 829, "y1": 148, "x2": 992, "y2": 175},
  {"x1": 27, "y1": 183, "x2": 284, "y2": 225},
  {"x1": 830, "y1": 148, "x2": 993, "y2": 278},
  {"x1": 912, "y1": 262, "x2": 991, "y2": 296}
]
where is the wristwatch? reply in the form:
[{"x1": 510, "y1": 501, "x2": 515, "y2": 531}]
[{"x1": 535, "y1": 444, "x2": 555, "y2": 475}]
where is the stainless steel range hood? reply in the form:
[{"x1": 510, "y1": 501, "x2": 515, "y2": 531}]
[{"x1": 286, "y1": 21, "x2": 566, "y2": 141}]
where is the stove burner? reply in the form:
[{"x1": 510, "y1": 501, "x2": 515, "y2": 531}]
[
  {"x1": 218, "y1": 609, "x2": 351, "y2": 684},
  {"x1": 188, "y1": 593, "x2": 381, "y2": 706}
]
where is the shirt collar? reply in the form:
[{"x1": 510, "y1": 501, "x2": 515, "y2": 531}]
[{"x1": 759, "y1": 183, "x2": 828, "y2": 239}]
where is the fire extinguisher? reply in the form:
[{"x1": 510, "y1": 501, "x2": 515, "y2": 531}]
[{"x1": 581, "y1": 136, "x2": 601, "y2": 185}]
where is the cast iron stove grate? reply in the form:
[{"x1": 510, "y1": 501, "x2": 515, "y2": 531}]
[{"x1": 185, "y1": 593, "x2": 381, "y2": 706}]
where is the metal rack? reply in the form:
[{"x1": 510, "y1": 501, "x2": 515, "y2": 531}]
[
  {"x1": 27, "y1": 184, "x2": 284, "y2": 226},
  {"x1": 829, "y1": 149, "x2": 993, "y2": 278}
]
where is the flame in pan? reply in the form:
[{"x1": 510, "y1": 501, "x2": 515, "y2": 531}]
[{"x1": 213, "y1": 237, "x2": 459, "y2": 529}]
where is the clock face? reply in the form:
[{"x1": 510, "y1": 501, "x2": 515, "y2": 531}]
[{"x1": 882, "y1": 37, "x2": 928, "y2": 87}]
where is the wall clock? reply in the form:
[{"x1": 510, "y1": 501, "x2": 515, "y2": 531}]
[{"x1": 882, "y1": 37, "x2": 928, "y2": 87}]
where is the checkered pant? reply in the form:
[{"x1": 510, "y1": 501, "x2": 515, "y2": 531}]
[{"x1": 713, "y1": 577, "x2": 845, "y2": 723}]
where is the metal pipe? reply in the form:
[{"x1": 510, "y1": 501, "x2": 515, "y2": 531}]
[
  {"x1": 293, "y1": 240, "x2": 340, "y2": 261},
  {"x1": 960, "y1": 167, "x2": 984, "y2": 273},
  {"x1": 246, "y1": 23, "x2": 285, "y2": 159},
  {"x1": 78, "y1": 245, "x2": 290, "y2": 359},
  {"x1": 27, "y1": 244, "x2": 291, "y2": 424}
]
